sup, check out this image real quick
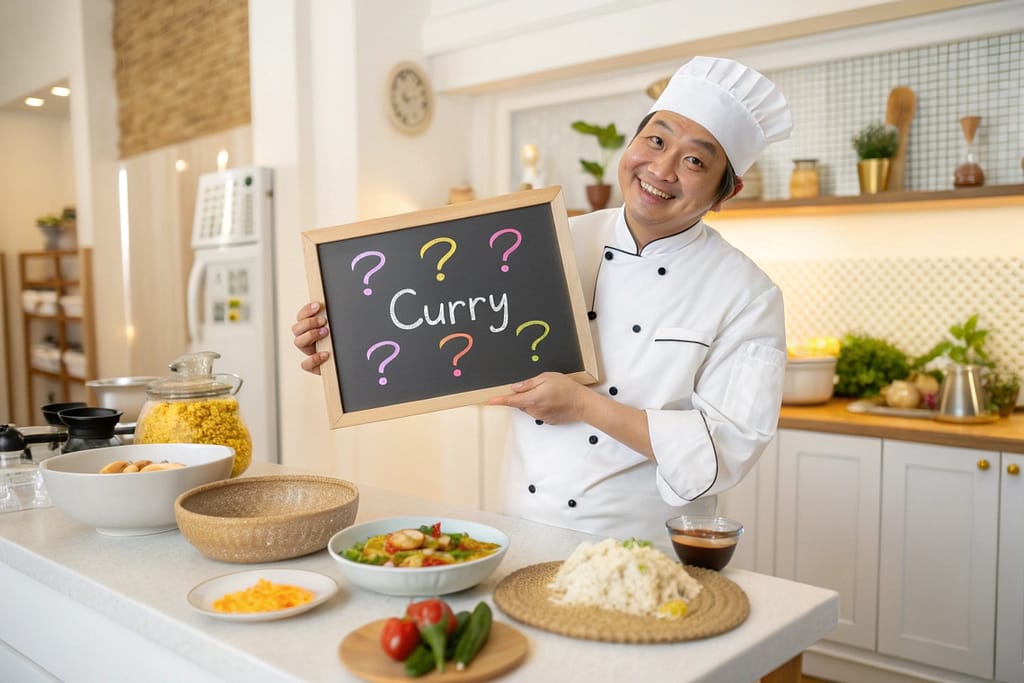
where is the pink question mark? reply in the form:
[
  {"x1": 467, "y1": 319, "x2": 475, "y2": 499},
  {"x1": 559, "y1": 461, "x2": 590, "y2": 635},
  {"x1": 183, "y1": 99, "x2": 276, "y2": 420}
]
[
  {"x1": 488, "y1": 228, "x2": 522, "y2": 273},
  {"x1": 439, "y1": 333, "x2": 473, "y2": 377},
  {"x1": 366, "y1": 340, "x2": 400, "y2": 386},
  {"x1": 351, "y1": 251, "x2": 386, "y2": 296}
]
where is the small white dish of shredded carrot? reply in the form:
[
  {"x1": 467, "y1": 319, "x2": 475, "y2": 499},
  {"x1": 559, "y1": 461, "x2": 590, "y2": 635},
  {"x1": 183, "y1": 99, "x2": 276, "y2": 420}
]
[{"x1": 187, "y1": 569, "x2": 337, "y2": 622}]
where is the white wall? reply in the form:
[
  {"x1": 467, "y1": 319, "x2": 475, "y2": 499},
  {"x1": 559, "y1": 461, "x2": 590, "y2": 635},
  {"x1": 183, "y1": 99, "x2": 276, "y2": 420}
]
[{"x1": 0, "y1": 113, "x2": 76, "y2": 425}]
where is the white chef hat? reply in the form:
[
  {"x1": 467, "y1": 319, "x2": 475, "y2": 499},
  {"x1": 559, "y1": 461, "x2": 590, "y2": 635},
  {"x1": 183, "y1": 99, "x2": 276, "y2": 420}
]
[{"x1": 648, "y1": 56, "x2": 792, "y2": 175}]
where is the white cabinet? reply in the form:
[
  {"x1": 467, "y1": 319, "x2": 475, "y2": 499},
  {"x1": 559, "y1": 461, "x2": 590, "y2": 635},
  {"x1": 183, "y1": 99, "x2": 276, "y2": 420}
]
[
  {"x1": 718, "y1": 435, "x2": 777, "y2": 575},
  {"x1": 877, "y1": 441, "x2": 999, "y2": 679},
  {"x1": 997, "y1": 452, "x2": 1024, "y2": 683},
  {"x1": 775, "y1": 429, "x2": 881, "y2": 650}
]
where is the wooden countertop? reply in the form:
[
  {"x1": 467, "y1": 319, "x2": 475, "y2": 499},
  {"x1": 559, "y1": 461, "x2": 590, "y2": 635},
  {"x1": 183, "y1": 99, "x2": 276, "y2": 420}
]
[{"x1": 779, "y1": 399, "x2": 1024, "y2": 454}]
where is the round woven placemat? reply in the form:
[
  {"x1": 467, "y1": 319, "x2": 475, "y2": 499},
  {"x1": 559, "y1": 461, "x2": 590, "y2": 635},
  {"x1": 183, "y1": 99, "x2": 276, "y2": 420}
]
[{"x1": 492, "y1": 561, "x2": 749, "y2": 643}]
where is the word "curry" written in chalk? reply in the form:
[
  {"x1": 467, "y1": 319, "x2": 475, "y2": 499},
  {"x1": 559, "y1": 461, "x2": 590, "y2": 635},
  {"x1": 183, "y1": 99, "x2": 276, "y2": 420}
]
[{"x1": 389, "y1": 288, "x2": 509, "y2": 333}]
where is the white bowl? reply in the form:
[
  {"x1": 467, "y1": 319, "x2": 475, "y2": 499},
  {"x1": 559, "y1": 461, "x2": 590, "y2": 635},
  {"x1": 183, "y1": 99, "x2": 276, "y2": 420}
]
[
  {"x1": 782, "y1": 356, "x2": 838, "y2": 405},
  {"x1": 85, "y1": 376, "x2": 159, "y2": 423},
  {"x1": 39, "y1": 443, "x2": 234, "y2": 536},
  {"x1": 327, "y1": 516, "x2": 509, "y2": 596}
]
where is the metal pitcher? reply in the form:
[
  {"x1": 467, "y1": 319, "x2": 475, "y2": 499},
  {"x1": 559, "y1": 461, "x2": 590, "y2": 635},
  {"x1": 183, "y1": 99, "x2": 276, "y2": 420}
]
[{"x1": 936, "y1": 364, "x2": 991, "y2": 422}]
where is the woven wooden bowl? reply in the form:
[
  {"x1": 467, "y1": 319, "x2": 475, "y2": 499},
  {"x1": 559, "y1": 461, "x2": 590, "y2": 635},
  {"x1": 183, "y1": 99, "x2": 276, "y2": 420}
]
[{"x1": 174, "y1": 475, "x2": 359, "y2": 563}]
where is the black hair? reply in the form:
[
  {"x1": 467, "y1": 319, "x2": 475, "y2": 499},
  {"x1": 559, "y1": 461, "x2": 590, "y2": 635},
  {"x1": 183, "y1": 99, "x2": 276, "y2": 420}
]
[{"x1": 632, "y1": 112, "x2": 738, "y2": 204}]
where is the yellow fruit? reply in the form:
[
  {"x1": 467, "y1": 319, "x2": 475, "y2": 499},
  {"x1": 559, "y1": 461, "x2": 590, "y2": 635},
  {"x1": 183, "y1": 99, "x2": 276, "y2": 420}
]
[{"x1": 658, "y1": 599, "x2": 689, "y2": 618}]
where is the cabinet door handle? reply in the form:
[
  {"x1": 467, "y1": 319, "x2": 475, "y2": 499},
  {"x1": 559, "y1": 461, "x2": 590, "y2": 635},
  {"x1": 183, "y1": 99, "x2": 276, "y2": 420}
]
[
  {"x1": 1008, "y1": 463, "x2": 1020, "y2": 476},
  {"x1": 977, "y1": 459, "x2": 990, "y2": 471}
]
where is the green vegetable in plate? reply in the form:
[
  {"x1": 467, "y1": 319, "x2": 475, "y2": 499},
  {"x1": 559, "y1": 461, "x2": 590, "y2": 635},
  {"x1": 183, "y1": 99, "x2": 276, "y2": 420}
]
[
  {"x1": 454, "y1": 601, "x2": 493, "y2": 671},
  {"x1": 834, "y1": 333, "x2": 910, "y2": 398},
  {"x1": 403, "y1": 643, "x2": 435, "y2": 678}
]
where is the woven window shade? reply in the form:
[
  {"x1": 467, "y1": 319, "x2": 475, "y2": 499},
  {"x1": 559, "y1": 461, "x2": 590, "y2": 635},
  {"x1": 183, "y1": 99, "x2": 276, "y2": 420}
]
[{"x1": 113, "y1": 0, "x2": 251, "y2": 158}]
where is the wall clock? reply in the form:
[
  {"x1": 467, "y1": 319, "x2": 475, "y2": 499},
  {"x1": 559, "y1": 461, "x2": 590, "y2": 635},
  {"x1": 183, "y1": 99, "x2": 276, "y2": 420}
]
[{"x1": 386, "y1": 61, "x2": 433, "y2": 136}]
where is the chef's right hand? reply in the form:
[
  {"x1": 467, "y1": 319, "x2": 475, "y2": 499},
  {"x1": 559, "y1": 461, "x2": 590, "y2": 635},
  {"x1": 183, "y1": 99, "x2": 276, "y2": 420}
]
[{"x1": 292, "y1": 302, "x2": 330, "y2": 375}]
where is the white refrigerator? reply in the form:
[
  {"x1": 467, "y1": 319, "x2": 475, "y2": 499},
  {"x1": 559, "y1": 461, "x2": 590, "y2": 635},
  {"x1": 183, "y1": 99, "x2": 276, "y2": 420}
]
[{"x1": 186, "y1": 166, "x2": 279, "y2": 464}]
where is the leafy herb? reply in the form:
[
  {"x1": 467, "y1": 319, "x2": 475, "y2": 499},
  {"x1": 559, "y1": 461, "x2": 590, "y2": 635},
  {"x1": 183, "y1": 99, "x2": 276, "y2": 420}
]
[
  {"x1": 571, "y1": 120, "x2": 626, "y2": 184},
  {"x1": 834, "y1": 333, "x2": 910, "y2": 398},
  {"x1": 914, "y1": 313, "x2": 993, "y2": 368},
  {"x1": 622, "y1": 538, "x2": 652, "y2": 548}
]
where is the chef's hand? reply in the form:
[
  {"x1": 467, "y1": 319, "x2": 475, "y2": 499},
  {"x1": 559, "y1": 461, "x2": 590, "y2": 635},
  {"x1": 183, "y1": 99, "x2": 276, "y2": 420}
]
[
  {"x1": 490, "y1": 372, "x2": 656, "y2": 460},
  {"x1": 487, "y1": 372, "x2": 587, "y2": 424},
  {"x1": 292, "y1": 302, "x2": 330, "y2": 375}
]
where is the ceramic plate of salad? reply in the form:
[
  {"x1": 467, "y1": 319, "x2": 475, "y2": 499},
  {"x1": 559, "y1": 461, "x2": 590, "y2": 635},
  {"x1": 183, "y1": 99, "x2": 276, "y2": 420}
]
[{"x1": 327, "y1": 516, "x2": 509, "y2": 596}]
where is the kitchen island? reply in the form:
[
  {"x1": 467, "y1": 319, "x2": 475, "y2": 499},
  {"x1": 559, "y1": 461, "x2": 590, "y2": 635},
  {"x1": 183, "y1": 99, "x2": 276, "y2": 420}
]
[{"x1": 0, "y1": 462, "x2": 838, "y2": 683}]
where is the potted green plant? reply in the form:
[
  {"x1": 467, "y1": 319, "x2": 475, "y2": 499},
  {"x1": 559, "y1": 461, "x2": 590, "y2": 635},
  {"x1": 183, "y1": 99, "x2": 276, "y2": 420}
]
[
  {"x1": 36, "y1": 213, "x2": 64, "y2": 250},
  {"x1": 851, "y1": 122, "x2": 898, "y2": 194},
  {"x1": 915, "y1": 314, "x2": 997, "y2": 419},
  {"x1": 571, "y1": 120, "x2": 625, "y2": 211},
  {"x1": 987, "y1": 371, "x2": 1020, "y2": 417}
]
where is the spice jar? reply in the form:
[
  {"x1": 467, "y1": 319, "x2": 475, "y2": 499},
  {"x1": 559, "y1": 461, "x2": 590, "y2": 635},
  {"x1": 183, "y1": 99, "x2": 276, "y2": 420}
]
[
  {"x1": 789, "y1": 159, "x2": 821, "y2": 199},
  {"x1": 134, "y1": 351, "x2": 252, "y2": 477}
]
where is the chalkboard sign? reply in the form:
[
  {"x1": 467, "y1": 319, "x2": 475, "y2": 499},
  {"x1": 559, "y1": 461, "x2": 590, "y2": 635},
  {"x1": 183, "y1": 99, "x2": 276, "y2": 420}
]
[{"x1": 302, "y1": 186, "x2": 599, "y2": 428}]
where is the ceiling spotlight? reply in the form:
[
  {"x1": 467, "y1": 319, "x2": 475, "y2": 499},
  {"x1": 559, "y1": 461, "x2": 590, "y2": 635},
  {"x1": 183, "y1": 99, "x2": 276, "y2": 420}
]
[
  {"x1": 51, "y1": 86, "x2": 71, "y2": 97},
  {"x1": 25, "y1": 97, "x2": 44, "y2": 107}
]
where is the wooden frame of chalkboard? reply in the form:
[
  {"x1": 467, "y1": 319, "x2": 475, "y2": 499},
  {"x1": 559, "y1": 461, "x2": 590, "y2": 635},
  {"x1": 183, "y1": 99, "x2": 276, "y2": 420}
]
[{"x1": 302, "y1": 186, "x2": 599, "y2": 428}]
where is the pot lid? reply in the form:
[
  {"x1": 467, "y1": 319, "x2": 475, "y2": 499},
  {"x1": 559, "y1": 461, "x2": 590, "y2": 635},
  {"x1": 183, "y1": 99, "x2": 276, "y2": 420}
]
[
  {"x1": 0, "y1": 424, "x2": 26, "y2": 455},
  {"x1": 146, "y1": 351, "x2": 234, "y2": 399}
]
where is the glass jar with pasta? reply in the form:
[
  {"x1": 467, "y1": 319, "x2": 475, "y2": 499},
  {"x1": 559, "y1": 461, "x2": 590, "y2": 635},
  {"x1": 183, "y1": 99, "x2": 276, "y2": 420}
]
[{"x1": 135, "y1": 351, "x2": 252, "y2": 477}]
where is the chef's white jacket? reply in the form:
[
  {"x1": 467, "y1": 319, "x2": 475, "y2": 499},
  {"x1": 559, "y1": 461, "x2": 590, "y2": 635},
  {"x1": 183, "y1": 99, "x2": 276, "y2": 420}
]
[{"x1": 499, "y1": 206, "x2": 786, "y2": 541}]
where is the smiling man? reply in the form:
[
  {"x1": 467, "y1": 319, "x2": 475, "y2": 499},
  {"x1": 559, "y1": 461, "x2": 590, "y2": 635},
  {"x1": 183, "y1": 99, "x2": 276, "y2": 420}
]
[
  {"x1": 485, "y1": 56, "x2": 794, "y2": 539},
  {"x1": 294, "y1": 56, "x2": 793, "y2": 541}
]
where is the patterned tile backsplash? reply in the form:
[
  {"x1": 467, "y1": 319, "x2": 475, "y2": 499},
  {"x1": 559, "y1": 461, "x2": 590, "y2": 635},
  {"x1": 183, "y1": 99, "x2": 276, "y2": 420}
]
[
  {"x1": 760, "y1": 257, "x2": 1023, "y2": 378},
  {"x1": 511, "y1": 30, "x2": 1024, "y2": 206}
]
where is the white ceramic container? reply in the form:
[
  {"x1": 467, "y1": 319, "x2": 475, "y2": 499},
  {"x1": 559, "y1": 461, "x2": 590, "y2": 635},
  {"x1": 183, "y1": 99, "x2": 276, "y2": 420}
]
[
  {"x1": 39, "y1": 443, "x2": 234, "y2": 536},
  {"x1": 782, "y1": 356, "x2": 837, "y2": 405},
  {"x1": 328, "y1": 516, "x2": 509, "y2": 596}
]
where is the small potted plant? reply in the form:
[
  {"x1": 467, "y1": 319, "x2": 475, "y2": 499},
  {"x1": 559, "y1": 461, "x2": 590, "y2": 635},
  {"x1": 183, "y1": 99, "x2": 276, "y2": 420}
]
[
  {"x1": 36, "y1": 213, "x2": 64, "y2": 250},
  {"x1": 987, "y1": 371, "x2": 1020, "y2": 417},
  {"x1": 570, "y1": 120, "x2": 625, "y2": 211},
  {"x1": 915, "y1": 314, "x2": 996, "y2": 419},
  {"x1": 851, "y1": 122, "x2": 899, "y2": 194}
]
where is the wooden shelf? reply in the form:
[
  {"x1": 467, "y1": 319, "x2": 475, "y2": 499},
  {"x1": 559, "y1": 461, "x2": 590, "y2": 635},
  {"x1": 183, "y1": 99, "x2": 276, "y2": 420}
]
[
  {"x1": 716, "y1": 183, "x2": 1024, "y2": 218},
  {"x1": 18, "y1": 249, "x2": 96, "y2": 414}
]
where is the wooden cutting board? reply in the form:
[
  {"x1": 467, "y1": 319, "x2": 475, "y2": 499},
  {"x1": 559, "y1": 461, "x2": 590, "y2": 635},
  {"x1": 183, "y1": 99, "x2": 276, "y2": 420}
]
[
  {"x1": 338, "y1": 619, "x2": 528, "y2": 682},
  {"x1": 885, "y1": 86, "x2": 916, "y2": 191}
]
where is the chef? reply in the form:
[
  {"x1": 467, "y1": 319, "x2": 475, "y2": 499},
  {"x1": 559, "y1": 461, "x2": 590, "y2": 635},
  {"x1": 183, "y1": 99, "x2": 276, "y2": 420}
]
[{"x1": 293, "y1": 56, "x2": 793, "y2": 541}]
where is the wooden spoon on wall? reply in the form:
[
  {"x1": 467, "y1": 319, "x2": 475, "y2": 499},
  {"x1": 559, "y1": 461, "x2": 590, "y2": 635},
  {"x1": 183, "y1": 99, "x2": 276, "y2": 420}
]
[{"x1": 885, "y1": 87, "x2": 916, "y2": 191}]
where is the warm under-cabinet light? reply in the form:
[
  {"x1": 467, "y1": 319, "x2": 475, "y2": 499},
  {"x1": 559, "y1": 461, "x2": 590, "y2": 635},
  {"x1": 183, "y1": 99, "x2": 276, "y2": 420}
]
[
  {"x1": 216, "y1": 149, "x2": 229, "y2": 171},
  {"x1": 175, "y1": 159, "x2": 188, "y2": 172},
  {"x1": 25, "y1": 97, "x2": 44, "y2": 107},
  {"x1": 51, "y1": 86, "x2": 70, "y2": 97}
]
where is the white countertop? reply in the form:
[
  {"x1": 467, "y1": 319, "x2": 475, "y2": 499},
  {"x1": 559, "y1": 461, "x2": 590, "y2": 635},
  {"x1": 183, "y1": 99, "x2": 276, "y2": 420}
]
[{"x1": 0, "y1": 462, "x2": 838, "y2": 682}]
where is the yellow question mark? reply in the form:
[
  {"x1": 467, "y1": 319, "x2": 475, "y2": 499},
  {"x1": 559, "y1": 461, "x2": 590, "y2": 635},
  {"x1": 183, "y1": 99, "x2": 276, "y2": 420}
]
[
  {"x1": 515, "y1": 320, "x2": 550, "y2": 362},
  {"x1": 420, "y1": 237, "x2": 457, "y2": 282}
]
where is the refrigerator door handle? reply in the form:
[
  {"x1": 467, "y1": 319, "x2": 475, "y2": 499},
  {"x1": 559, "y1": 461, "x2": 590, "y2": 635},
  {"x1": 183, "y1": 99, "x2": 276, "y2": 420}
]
[{"x1": 186, "y1": 261, "x2": 204, "y2": 345}]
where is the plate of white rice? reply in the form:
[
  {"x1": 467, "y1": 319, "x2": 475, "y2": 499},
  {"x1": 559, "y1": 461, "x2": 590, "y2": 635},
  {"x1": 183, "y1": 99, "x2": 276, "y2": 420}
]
[
  {"x1": 548, "y1": 538, "x2": 701, "y2": 618},
  {"x1": 492, "y1": 539, "x2": 749, "y2": 643}
]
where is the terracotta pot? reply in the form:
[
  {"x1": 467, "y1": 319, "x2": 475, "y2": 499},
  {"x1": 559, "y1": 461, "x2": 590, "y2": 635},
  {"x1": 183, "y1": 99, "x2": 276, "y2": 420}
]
[
  {"x1": 857, "y1": 158, "x2": 891, "y2": 194},
  {"x1": 585, "y1": 184, "x2": 612, "y2": 211}
]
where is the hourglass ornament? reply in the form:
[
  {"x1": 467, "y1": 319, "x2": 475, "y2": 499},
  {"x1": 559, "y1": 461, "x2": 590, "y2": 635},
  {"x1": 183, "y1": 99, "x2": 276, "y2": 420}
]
[{"x1": 954, "y1": 115, "x2": 985, "y2": 188}]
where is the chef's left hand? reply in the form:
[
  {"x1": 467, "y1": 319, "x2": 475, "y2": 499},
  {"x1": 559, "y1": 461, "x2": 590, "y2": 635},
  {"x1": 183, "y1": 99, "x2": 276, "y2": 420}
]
[{"x1": 488, "y1": 372, "x2": 587, "y2": 424}]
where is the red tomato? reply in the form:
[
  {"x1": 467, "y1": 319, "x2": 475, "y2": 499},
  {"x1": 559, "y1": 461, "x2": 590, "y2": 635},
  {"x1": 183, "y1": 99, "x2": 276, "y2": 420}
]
[
  {"x1": 406, "y1": 598, "x2": 457, "y2": 636},
  {"x1": 430, "y1": 522, "x2": 442, "y2": 538},
  {"x1": 379, "y1": 616, "x2": 420, "y2": 661}
]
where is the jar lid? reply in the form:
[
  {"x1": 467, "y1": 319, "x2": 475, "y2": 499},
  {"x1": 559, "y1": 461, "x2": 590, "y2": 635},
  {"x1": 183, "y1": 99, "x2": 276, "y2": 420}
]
[{"x1": 146, "y1": 351, "x2": 234, "y2": 399}]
